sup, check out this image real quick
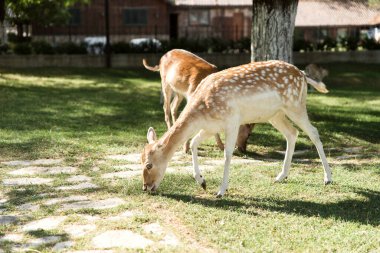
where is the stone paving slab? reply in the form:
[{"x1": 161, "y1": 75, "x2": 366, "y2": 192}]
[
  {"x1": 56, "y1": 182, "x2": 99, "y2": 191},
  {"x1": 92, "y1": 230, "x2": 153, "y2": 249},
  {"x1": 0, "y1": 198, "x2": 8, "y2": 207},
  {"x1": 59, "y1": 198, "x2": 125, "y2": 211},
  {"x1": 106, "y1": 154, "x2": 140, "y2": 163},
  {"x1": 26, "y1": 235, "x2": 61, "y2": 248},
  {"x1": 0, "y1": 215, "x2": 18, "y2": 225},
  {"x1": 53, "y1": 241, "x2": 75, "y2": 251},
  {"x1": 22, "y1": 216, "x2": 66, "y2": 231},
  {"x1": 8, "y1": 166, "x2": 77, "y2": 176},
  {"x1": 276, "y1": 150, "x2": 311, "y2": 156},
  {"x1": 45, "y1": 195, "x2": 89, "y2": 205},
  {"x1": 143, "y1": 222, "x2": 165, "y2": 235},
  {"x1": 67, "y1": 175, "x2": 92, "y2": 183},
  {"x1": 2, "y1": 159, "x2": 63, "y2": 166},
  {"x1": 64, "y1": 224, "x2": 97, "y2": 238},
  {"x1": 101, "y1": 171, "x2": 140, "y2": 179},
  {"x1": 0, "y1": 233, "x2": 24, "y2": 242},
  {"x1": 68, "y1": 250, "x2": 114, "y2": 253},
  {"x1": 167, "y1": 164, "x2": 216, "y2": 174},
  {"x1": 113, "y1": 164, "x2": 141, "y2": 170},
  {"x1": 17, "y1": 203, "x2": 40, "y2": 212},
  {"x1": 105, "y1": 211, "x2": 135, "y2": 221},
  {"x1": 142, "y1": 222, "x2": 180, "y2": 246},
  {"x1": 160, "y1": 233, "x2": 180, "y2": 246},
  {"x1": 3, "y1": 177, "x2": 53, "y2": 186}
]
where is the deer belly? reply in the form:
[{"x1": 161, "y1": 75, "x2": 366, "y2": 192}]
[{"x1": 236, "y1": 92, "x2": 282, "y2": 123}]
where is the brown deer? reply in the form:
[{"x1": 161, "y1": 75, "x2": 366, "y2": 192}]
[
  {"x1": 143, "y1": 49, "x2": 224, "y2": 152},
  {"x1": 141, "y1": 60, "x2": 332, "y2": 197}
]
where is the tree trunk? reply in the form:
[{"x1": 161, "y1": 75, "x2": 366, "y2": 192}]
[
  {"x1": 251, "y1": 0, "x2": 299, "y2": 63},
  {"x1": 236, "y1": 0, "x2": 299, "y2": 152}
]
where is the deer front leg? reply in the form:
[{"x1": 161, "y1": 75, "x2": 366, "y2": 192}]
[
  {"x1": 217, "y1": 121, "x2": 240, "y2": 198},
  {"x1": 190, "y1": 130, "x2": 213, "y2": 190}
]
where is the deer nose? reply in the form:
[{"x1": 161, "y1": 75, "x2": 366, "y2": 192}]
[{"x1": 143, "y1": 184, "x2": 147, "y2": 191}]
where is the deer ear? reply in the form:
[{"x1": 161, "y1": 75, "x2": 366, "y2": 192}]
[{"x1": 147, "y1": 127, "x2": 157, "y2": 144}]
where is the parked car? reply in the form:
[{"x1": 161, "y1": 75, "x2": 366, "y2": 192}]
[
  {"x1": 129, "y1": 38, "x2": 162, "y2": 51},
  {"x1": 367, "y1": 27, "x2": 380, "y2": 42},
  {"x1": 84, "y1": 36, "x2": 106, "y2": 55}
]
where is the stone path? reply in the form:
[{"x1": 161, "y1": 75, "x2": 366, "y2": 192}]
[
  {"x1": 0, "y1": 151, "x2": 218, "y2": 251},
  {"x1": 3, "y1": 147, "x2": 358, "y2": 252}
]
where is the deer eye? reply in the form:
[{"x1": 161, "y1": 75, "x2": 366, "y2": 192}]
[{"x1": 145, "y1": 163, "x2": 153, "y2": 170}]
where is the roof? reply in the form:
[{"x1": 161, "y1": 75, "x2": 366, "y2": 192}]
[
  {"x1": 172, "y1": 0, "x2": 380, "y2": 26},
  {"x1": 296, "y1": 1, "x2": 380, "y2": 27},
  {"x1": 172, "y1": 0, "x2": 250, "y2": 6}
]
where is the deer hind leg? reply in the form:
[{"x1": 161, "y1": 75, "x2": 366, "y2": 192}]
[
  {"x1": 269, "y1": 112, "x2": 299, "y2": 182},
  {"x1": 162, "y1": 82, "x2": 173, "y2": 129},
  {"x1": 286, "y1": 109, "x2": 333, "y2": 184},
  {"x1": 217, "y1": 119, "x2": 240, "y2": 198},
  {"x1": 214, "y1": 133, "x2": 224, "y2": 151},
  {"x1": 190, "y1": 130, "x2": 213, "y2": 190}
]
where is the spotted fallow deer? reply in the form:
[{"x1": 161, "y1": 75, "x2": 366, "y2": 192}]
[
  {"x1": 143, "y1": 49, "x2": 224, "y2": 152},
  {"x1": 141, "y1": 60, "x2": 332, "y2": 197}
]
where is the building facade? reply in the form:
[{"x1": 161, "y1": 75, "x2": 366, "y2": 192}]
[{"x1": 31, "y1": 0, "x2": 380, "y2": 43}]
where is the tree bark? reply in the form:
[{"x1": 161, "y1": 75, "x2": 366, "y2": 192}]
[
  {"x1": 237, "y1": 0, "x2": 299, "y2": 152},
  {"x1": 251, "y1": 0, "x2": 299, "y2": 63}
]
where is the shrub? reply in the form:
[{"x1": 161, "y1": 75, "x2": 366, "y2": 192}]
[
  {"x1": 0, "y1": 43, "x2": 10, "y2": 54},
  {"x1": 323, "y1": 37, "x2": 337, "y2": 51},
  {"x1": 342, "y1": 36, "x2": 360, "y2": 51},
  {"x1": 8, "y1": 33, "x2": 31, "y2": 43},
  {"x1": 55, "y1": 42, "x2": 87, "y2": 54},
  {"x1": 13, "y1": 43, "x2": 32, "y2": 55},
  {"x1": 31, "y1": 41, "x2": 55, "y2": 54},
  {"x1": 206, "y1": 37, "x2": 230, "y2": 53},
  {"x1": 111, "y1": 41, "x2": 132, "y2": 54},
  {"x1": 233, "y1": 37, "x2": 250, "y2": 53},
  {"x1": 293, "y1": 39, "x2": 314, "y2": 52},
  {"x1": 362, "y1": 37, "x2": 380, "y2": 50}
]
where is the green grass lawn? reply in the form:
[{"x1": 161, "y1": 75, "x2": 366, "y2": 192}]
[{"x1": 0, "y1": 63, "x2": 379, "y2": 252}]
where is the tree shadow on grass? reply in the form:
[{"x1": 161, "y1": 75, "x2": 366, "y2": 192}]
[{"x1": 160, "y1": 179, "x2": 380, "y2": 226}]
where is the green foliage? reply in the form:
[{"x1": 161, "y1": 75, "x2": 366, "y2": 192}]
[
  {"x1": 293, "y1": 38, "x2": 314, "y2": 52},
  {"x1": 13, "y1": 42, "x2": 32, "y2": 54},
  {"x1": 341, "y1": 36, "x2": 360, "y2": 51},
  {"x1": 362, "y1": 37, "x2": 380, "y2": 50},
  {"x1": 0, "y1": 43, "x2": 10, "y2": 54},
  {"x1": 55, "y1": 42, "x2": 87, "y2": 54},
  {"x1": 110, "y1": 41, "x2": 132, "y2": 54},
  {"x1": 5, "y1": 0, "x2": 90, "y2": 38},
  {"x1": 31, "y1": 40, "x2": 55, "y2": 54}
]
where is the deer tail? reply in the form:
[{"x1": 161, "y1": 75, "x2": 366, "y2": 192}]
[{"x1": 142, "y1": 59, "x2": 159, "y2": 72}]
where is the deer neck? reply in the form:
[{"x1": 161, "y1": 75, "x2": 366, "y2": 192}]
[{"x1": 158, "y1": 113, "x2": 199, "y2": 161}]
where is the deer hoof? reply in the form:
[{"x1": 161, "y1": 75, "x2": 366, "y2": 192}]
[
  {"x1": 275, "y1": 175, "x2": 288, "y2": 183},
  {"x1": 201, "y1": 180, "x2": 206, "y2": 190},
  {"x1": 324, "y1": 180, "x2": 333, "y2": 185}
]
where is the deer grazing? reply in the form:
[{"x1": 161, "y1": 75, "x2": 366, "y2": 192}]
[
  {"x1": 143, "y1": 49, "x2": 224, "y2": 152},
  {"x1": 141, "y1": 60, "x2": 332, "y2": 197}
]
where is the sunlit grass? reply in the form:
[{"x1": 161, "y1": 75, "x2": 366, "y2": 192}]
[{"x1": 0, "y1": 64, "x2": 379, "y2": 252}]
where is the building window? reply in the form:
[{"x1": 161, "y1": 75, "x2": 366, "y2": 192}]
[
  {"x1": 68, "y1": 8, "x2": 80, "y2": 26},
  {"x1": 189, "y1": 9, "x2": 209, "y2": 26},
  {"x1": 124, "y1": 9, "x2": 148, "y2": 25}
]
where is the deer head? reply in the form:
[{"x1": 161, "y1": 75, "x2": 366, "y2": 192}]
[{"x1": 141, "y1": 127, "x2": 168, "y2": 191}]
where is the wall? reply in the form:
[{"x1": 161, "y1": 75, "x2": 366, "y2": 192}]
[{"x1": 0, "y1": 51, "x2": 379, "y2": 68}]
